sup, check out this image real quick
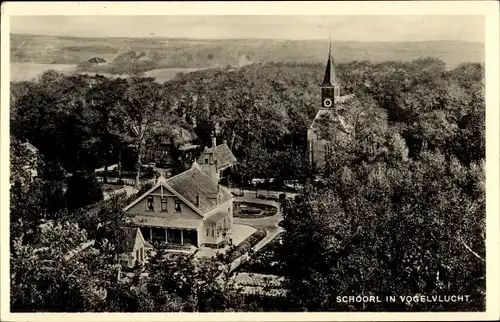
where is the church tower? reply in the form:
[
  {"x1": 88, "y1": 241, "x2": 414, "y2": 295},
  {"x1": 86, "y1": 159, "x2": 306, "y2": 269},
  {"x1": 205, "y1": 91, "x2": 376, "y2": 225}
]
[{"x1": 320, "y1": 41, "x2": 340, "y2": 109}]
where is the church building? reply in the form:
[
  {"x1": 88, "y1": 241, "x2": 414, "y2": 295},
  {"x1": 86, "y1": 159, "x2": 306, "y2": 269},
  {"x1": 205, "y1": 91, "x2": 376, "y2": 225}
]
[{"x1": 307, "y1": 43, "x2": 354, "y2": 174}]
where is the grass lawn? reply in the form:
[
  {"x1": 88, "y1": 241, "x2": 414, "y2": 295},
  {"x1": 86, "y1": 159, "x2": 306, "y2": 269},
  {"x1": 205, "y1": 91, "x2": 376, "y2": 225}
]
[
  {"x1": 232, "y1": 224, "x2": 257, "y2": 246},
  {"x1": 234, "y1": 202, "x2": 277, "y2": 219}
]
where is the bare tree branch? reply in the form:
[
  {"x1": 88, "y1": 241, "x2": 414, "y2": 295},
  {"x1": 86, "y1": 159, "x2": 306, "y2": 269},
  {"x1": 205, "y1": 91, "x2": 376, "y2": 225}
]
[{"x1": 458, "y1": 236, "x2": 484, "y2": 262}]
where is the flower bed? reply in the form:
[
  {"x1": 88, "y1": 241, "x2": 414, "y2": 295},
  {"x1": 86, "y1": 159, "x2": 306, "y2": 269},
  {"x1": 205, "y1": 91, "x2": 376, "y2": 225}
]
[{"x1": 234, "y1": 202, "x2": 277, "y2": 219}]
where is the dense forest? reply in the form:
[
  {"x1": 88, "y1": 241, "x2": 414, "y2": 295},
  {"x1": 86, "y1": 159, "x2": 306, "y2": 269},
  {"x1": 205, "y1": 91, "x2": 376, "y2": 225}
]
[{"x1": 10, "y1": 57, "x2": 485, "y2": 311}]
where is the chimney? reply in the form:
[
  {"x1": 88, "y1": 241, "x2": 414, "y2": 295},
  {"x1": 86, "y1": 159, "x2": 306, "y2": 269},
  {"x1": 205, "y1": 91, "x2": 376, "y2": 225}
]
[{"x1": 212, "y1": 135, "x2": 217, "y2": 148}]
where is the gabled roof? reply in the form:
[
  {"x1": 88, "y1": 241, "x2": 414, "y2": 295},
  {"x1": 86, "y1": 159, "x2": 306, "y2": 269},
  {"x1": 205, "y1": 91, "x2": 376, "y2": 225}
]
[
  {"x1": 123, "y1": 176, "x2": 204, "y2": 217},
  {"x1": 123, "y1": 164, "x2": 234, "y2": 216},
  {"x1": 309, "y1": 109, "x2": 353, "y2": 138},
  {"x1": 117, "y1": 227, "x2": 143, "y2": 253},
  {"x1": 167, "y1": 164, "x2": 233, "y2": 213},
  {"x1": 203, "y1": 143, "x2": 237, "y2": 171}
]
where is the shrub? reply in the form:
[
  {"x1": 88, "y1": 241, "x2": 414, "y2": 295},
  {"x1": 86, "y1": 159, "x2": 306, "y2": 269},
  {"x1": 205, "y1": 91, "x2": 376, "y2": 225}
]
[
  {"x1": 136, "y1": 182, "x2": 154, "y2": 197},
  {"x1": 66, "y1": 172, "x2": 103, "y2": 211},
  {"x1": 241, "y1": 208, "x2": 261, "y2": 215}
]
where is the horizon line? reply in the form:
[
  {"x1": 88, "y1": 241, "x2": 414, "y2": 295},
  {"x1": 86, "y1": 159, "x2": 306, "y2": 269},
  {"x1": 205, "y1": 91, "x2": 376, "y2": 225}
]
[{"x1": 10, "y1": 32, "x2": 485, "y2": 44}]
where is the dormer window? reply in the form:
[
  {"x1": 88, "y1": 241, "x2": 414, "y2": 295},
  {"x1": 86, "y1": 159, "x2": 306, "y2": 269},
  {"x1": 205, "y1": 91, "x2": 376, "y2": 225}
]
[
  {"x1": 147, "y1": 196, "x2": 154, "y2": 211},
  {"x1": 205, "y1": 158, "x2": 209, "y2": 164}
]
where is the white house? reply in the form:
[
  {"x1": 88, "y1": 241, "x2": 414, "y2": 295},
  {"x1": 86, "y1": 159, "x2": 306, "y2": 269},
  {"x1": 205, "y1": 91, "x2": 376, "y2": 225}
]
[{"x1": 123, "y1": 142, "x2": 237, "y2": 249}]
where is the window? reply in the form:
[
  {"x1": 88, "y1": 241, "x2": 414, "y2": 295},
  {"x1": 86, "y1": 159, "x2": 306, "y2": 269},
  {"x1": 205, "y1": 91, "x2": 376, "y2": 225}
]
[
  {"x1": 195, "y1": 195, "x2": 200, "y2": 206},
  {"x1": 175, "y1": 198, "x2": 181, "y2": 212},
  {"x1": 147, "y1": 196, "x2": 154, "y2": 211},
  {"x1": 205, "y1": 158, "x2": 209, "y2": 164},
  {"x1": 206, "y1": 229, "x2": 209, "y2": 237},
  {"x1": 211, "y1": 228, "x2": 214, "y2": 237},
  {"x1": 161, "y1": 196, "x2": 168, "y2": 211},
  {"x1": 334, "y1": 86, "x2": 340, "y2": 97}
]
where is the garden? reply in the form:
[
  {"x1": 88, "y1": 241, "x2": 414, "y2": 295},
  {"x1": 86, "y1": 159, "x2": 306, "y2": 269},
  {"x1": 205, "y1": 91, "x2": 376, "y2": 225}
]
[{"x1": 233, "y1": 202, "x2": 277, "y2": 219}]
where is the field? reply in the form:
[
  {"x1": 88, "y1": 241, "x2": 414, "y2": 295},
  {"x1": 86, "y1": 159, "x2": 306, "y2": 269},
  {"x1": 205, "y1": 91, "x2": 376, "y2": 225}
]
[
  {"x1": 10, "y1": 62, "x2": 77, "y2": 82},
  {"x1": 11, "y1": 33, "x2": 484, "y2": 76},
  {"x1": 10, "y1": 62, "x2": 209, "y2": 83},
  {"x1": 143, "y1": 67, "x2": 208, "y2": 83}
]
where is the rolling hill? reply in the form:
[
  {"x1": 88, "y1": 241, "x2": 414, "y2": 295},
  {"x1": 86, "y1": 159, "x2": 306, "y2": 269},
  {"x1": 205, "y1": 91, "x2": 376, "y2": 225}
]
[
  {"x1": 11, "y1": 33, "x2": 483, "y2": 68},
  {"x1": 10, "y1": 33, "x2": 484, "y2": 82}
]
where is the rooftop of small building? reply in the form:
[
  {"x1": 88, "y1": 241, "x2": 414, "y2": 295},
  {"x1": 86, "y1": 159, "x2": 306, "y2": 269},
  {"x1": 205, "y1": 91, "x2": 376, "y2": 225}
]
[{"x1": 202, "y1": 142, "x2": 237, "y2": 171}]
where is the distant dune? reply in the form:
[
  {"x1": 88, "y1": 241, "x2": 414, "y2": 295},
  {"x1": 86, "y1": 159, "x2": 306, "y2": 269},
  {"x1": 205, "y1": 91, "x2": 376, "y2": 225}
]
[{"x1": 10, "y1": 33, "x2": 484, "y2": 81}]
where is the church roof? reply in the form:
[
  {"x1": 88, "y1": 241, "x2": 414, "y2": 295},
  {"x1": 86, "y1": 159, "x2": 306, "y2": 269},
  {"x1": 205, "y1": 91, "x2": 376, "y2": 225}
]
[
  {"x1": 322, "y1": 44, "x2": 338, "y2": 86},
  {"x1": 309, "y1": 96, "x2": 356, "y2": 137}
]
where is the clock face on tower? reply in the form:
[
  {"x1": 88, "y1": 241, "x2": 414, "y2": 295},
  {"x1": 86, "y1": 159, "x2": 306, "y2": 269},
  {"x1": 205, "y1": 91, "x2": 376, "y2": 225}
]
[
  {"x1": 323, "y1": 98, "x2": 333, "y2": 108},
  {"x1": 322, "y1": 87, "x2": 334, "y2": 108}
]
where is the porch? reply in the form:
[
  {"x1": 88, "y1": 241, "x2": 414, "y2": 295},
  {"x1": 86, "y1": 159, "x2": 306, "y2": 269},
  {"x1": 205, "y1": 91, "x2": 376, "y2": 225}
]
[{"x1": 140, "y1": 227, "x2": 198, "y2": 249}]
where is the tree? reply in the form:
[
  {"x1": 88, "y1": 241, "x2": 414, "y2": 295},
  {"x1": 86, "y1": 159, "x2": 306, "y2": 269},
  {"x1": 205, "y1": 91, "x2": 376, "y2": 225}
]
[
  {"x1": 86, "y1": 76, "x2": 128, "y2": 183},
  {"x1": 10, "y1": 220, "x2": 119, "y2": 312},
  {"x1": 119, "y1": 77, "x2": 166, "y2": 187},
  {"x1": 279, "y1": 152, "x2": 485, "y2": 311},
  {"x1": 66, "y1": 172, "x2": 103, "y2": 212}
]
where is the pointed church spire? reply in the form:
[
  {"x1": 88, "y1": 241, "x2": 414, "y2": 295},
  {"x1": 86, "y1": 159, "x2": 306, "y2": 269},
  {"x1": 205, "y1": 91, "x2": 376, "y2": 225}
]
[
  {"x1": 322, "y1": 37, "x2": 337, "y2": 86},
  {"x1": 320, "y1": 35, "x2": 341, "y2": 109}
]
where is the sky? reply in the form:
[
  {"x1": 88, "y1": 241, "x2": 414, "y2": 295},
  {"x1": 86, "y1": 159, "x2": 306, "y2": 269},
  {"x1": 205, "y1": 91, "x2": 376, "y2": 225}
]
[{"x1": 10, "y1": 15, "x2": 484, "y2": 42}]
